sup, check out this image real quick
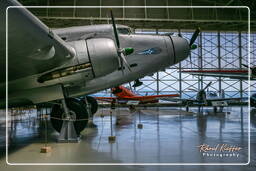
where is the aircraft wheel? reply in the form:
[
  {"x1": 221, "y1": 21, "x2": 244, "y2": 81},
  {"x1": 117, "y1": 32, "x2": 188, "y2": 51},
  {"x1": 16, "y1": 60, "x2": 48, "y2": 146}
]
[
  {"x1": 213, "y1": 106, "x2": 217, "y2": 113},
  {"x1": 251, "y1": 97, "x2": 256, "y2": 108},
  {"x1": 50, "y1": 98, "x2": 88, "y2": 135},
  {"x1": 82, "y1": 96, "x2": 98, "y2": 115}
]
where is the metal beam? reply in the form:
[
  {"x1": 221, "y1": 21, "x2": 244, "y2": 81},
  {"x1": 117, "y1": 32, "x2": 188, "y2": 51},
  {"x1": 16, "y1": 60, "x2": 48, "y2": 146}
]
[{"x1": 40, "y1": 17, "x2": 253, "y2": 31}]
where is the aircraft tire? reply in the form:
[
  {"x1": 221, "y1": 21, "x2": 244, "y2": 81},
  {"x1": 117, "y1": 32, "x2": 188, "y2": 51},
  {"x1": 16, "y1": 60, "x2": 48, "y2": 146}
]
[{"x1": 50, "y1": 98, "x2": 88, "y2": 135}]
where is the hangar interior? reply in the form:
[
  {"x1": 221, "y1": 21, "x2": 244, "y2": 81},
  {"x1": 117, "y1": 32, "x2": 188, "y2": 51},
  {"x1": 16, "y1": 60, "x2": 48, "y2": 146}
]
[
  {"x1": 0, "y1": 0, "x2": 256, "y2": 170},
  {"x1": 19, "y1": 0, "x2": 255, "y2": 97}
]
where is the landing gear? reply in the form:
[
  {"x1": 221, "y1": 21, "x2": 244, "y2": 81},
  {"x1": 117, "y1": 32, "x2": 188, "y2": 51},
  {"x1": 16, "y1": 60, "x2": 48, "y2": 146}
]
[
  {"x1": 81, "y1": 96, "x2": 98, "y2": 128},
  {"x1": 50, "y1": 98, "x2": 88, "y2": 135},
  {"x1": 186, "y1": 105, "x2": 189, "y2": 112},
  {"x1": 213, "y1": 106, "x2": 217, "y2": 113},
  {"x1": 185, "y1": 101, "x2": 191, "y2": 112},
  {"x1": 81, "y1": 96, "x2": 98, "y2": 115}
]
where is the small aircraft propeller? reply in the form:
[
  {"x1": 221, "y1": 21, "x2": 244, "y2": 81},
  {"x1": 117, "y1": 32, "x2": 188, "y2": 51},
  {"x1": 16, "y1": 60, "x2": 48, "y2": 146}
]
[
  {"x1": 110, "y1": 10, "x2": 133, "y2": 74},
  {"x1": 199, "y1": 81, "x2": 212, "y2": 104},
  {"x1": 242, "y1": 64, "x2": 249, "y2": 68},
  {"x1": 242, "y1": 63, "x2": 256, "y2": 76},
  {"x1": 112, "y1": 86, "x2": 122, "y2": 94},
  {"x1": 202, "y1": 81, "x2": 212, "y2": 91},
  {"x1": 178, "y1": 29, "x2": 182, "y2": 38},
  {"x1": 132, "y1": 79, "x2": 143, "y2": 87},
  {"x1": 187, "y1": 81, "x2": 212, "y2": 105}
]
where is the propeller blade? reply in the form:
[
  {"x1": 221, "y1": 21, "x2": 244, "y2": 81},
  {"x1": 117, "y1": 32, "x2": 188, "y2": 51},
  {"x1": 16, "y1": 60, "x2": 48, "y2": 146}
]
[
  {"x1": 132, "y1": 79, "x2": 143, "y2": 87},
  {"x1": 120, "y1": 53, "x2": 132, "y2": 72},
  {"x1": 128, "y1": 82, "x2": 133, "y2": 90},
  {"x1": 242, "y1": 63, "x2": 256, "y2": 75},
  {"x1": 242, "y1": 63, "x2": 251, "y2": 69},
  {"x1": 110, "y1": 10, "x2": 120, "y2": 48},
  {"x1": 203, "y1": 81, "x2": 212, "y2": 91},
  {"x1": 120, "y1": 55, "x2": 124, "y2": 74},
  {"x1": 189, "y1": 27, "x2": 200, "y2": 47},
  {"x1": 189, "y1": 53, "x2": 192, "y2": 68},
  {"x1": 178, "y1": 29, "x2": 182, "y2": 38}
]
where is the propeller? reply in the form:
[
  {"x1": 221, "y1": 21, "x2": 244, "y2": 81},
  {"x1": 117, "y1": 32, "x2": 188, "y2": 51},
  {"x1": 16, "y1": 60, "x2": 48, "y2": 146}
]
[
  {"x1": 112, "y1": 86, "x2": 122, "y2": 94},
  {"x1": 202, "y1": 81, "x2": 212, "y2": 91},
  {"x1": 242, "y1": 64, "x2": 249, "y2": 68},
  {"x1": 110, "y1": 10, "x2": 133, "y2": 74},
  {"x1": 189, "y1": 27, "x2": 200, "y2": 49},
  {"x1": 178, "y1": 29, "x2": 182, "y2": 38},
  {"x1": 132, "y1": 79, "x2": 143, "y2": 87},
  {"x1": 186, "y1": 27, "x2": 200, "y2": 67},
  {"x1": 242, "y1": 63, "x2": 256, "y2": 77},
  {"x1": 128, "y1": 82, "x2": 133, "y2": 91}
]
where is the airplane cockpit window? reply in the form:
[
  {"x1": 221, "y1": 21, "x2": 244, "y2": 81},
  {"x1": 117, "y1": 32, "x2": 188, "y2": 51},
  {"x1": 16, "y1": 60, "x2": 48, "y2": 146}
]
[{"x1": 117, "y1": 27, "x2": 133, "y2": 34}]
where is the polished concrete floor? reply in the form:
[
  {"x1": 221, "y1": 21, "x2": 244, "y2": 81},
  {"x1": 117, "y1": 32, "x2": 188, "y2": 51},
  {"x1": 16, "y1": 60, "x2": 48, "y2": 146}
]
[{"x1": 0, "y1": 106, "x2": 256, "y2": 171}]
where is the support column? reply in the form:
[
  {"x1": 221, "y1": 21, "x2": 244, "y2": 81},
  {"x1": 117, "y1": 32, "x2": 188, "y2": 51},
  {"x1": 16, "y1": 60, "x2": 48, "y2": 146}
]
[
  {"x1": 123, "y1": 0, "x2": 125, "y2": 19},
  {"x1": 73, "y1": 0, "x2": 77, "y2": 18},
  {"x1": 99, "y1": 0, "x2": 102, "y2": 18},
  {"x1": 46, "y1": 0, "x2": 49, "y2": 17},
  {"x1": 238, "y1": 31, "x2": 243, "y2": 98},
  {"x1": 178, "y1": 29, "x2": 182, "y2": 97},
  {"x1": 217, "y1": 31, "x2": 222, "y2": 95},
  {"x1": 156, "y1": 28, "x2": 160, "y2": 95},
  {"x1": 144, "y1": 0, "x2": 147, "y2": 19},
  {"x1": 166, "y1": 0, "x2": 170, "y2": 19},
  {"x1": 199, "y1": 30, "x2": 203, "y2": 90}
]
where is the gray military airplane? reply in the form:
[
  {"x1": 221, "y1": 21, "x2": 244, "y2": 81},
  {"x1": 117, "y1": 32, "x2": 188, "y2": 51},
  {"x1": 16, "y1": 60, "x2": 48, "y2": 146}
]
[
  {"x1": 165, "y1": 82, "x2": 245, "y2": 112},
  {"x1": 181, "y1": 64, "x2": 256, "y2": 80},
  {"x1": 0, "y1": 0, "x2": 200, "y2": 135}
]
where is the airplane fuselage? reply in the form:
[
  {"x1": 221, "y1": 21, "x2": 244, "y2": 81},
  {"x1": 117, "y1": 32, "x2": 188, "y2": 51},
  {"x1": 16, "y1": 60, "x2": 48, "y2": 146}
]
[{"x1": 1, "y1": 24, "x2": 189, "y2": 107}]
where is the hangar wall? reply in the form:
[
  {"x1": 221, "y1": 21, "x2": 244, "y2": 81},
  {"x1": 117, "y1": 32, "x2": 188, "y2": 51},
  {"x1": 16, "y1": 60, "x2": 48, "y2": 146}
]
[{"x1": 133, "y1": 29, "x2": 255, "y2": 98}]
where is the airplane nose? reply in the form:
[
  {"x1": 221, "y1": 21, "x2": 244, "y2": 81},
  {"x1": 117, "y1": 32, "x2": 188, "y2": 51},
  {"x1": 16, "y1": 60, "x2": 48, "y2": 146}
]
[{"x1": 169, "y1": 36, "x2": 190, "y2": 64}]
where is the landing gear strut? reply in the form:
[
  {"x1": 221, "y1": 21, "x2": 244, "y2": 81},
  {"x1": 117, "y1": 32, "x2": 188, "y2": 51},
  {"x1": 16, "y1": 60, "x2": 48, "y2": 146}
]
[
  {"x1": 50, "y1": 85, "x2": 89, "y2": 142},
  {"x1": 81, "y1": 96, "x2": 98, "y2": 128}
]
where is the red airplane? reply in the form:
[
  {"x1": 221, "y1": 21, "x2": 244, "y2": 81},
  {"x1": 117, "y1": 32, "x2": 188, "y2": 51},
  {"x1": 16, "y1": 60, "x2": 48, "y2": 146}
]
[{"x1": 96, "y1": 86, "x2": 179, "y2": 104}]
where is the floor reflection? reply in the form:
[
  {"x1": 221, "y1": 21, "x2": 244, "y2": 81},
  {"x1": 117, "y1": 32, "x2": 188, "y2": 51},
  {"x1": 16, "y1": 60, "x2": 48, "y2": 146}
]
[
  {"x1": 0, "y1": 106, "x2": 253, "y2": 164},
  {"x1": 90, "y1": 106, "x2": 250, "y2": 163}
]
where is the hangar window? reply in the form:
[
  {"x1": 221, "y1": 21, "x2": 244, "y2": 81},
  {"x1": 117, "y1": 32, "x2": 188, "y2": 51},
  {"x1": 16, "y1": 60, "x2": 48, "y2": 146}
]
[{"x1": 117, "y1": 27, "x2": 133, "y2": 34}]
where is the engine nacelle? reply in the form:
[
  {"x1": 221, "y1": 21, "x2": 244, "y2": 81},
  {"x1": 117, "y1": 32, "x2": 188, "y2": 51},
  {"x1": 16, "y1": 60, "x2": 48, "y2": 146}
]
[{"x1": 86, "y1": 38, "x2": 119, "y2": 77}]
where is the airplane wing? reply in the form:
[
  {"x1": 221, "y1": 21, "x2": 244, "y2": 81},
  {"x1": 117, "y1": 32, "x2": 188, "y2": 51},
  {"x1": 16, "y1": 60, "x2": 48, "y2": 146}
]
[
  {"x1": 115, "y1": 94, "x2": 180, "y2": 101},
  {"x1": 206, "y1": 97, "x2": 247, "y2": 102},
  {"x1": 207, "y1": 97, "x2": 248, "y2": 101},
  {"x1": 160, "y1": 98, "x2": 196, "y2": 103},
  {"x1": 181, "y1": 69, "x2": 251, "y2": 80},
  {"x1": 96, "y1": 94, "x2": 179, "y2": 102},
  {"x1": 1, "y1": 0, "x2": 75, "y2": 82},
  {"x1": 95, "y1": 97, "x2": 117, "y2": 103}
]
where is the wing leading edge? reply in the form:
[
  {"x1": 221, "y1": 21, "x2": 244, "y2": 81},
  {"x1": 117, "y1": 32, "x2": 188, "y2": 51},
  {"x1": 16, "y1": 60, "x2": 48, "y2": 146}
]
[{"x1": 2, "y1": 0, "x2": 75, "y2": 82}]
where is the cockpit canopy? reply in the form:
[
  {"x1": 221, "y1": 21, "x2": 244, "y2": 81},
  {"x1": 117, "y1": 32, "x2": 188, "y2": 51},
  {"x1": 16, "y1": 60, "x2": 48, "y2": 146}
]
[{"x1": 117, "y1": 26, "x2": 134, "y2": 35}]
